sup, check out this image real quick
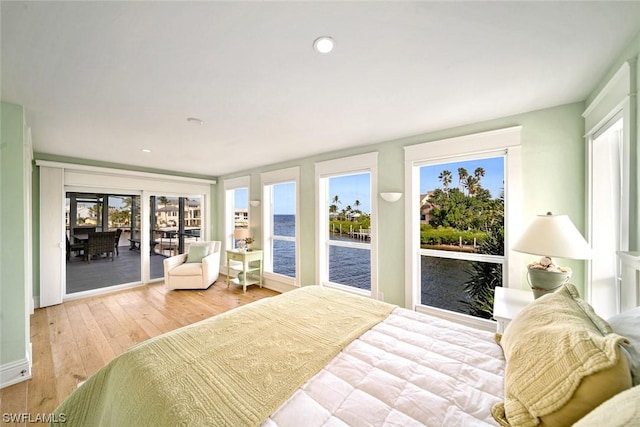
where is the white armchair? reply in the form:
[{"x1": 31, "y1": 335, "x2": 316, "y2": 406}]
[{"x1": 163, "y1": 241, "x2": 221, "y2": 290}]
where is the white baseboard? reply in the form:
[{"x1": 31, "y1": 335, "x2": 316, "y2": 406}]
[
  {"x1": 262, "y1": 279, "x2": 298, "y2": 294},
  {"x1": 63, "y1": 280, "x2": 154, "y2": 302},
  {"x1": 0, "y1": 355, "x2": 32, "y2": 389}
]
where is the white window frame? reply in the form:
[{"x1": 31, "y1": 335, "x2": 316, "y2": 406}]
[
  {"x1": 261, "y1": 167, "x2": 300, "y2": 287},
  {"x1": 583, "y1": 60, "x2": 634, "y2": 314},
  {"x1": 223, "y1": 176, "x2": 250, "y2": 253},
  {"x1": 404, "y1": 127, "x2": 522, "y2": 330},
  {"x1": 315, "y1": 152, "x2": 379, "y2": 299}
]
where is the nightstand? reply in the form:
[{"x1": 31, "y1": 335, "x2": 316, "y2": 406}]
[
  {"x1": 493, "y1": 287, "x2": 534, "y2": 333},
  {"x1": 226, "y1": 249, "x2": 263, "y2": 293}
]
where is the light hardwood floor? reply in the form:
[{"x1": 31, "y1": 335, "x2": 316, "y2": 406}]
[{"x1": 0, "y1": 280, "x2": 278, "y2": 425}]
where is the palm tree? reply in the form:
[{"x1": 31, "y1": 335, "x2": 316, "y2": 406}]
[
  {"x1": 466, "y1": 176, "x2": 480, "y2": 197},
  {"x1": 438, "y1": 170, "x2": 453, "y2": 195},
  {"x1": 345, "y1": 205, "x2": 352, "y2": 219},
  {"x1": 457, "y1": 167, "x2": 469, "y2": 194},
  {"x1": 158, "y1": 196, "x2": 169, "y2": 208},
  {"x1": 354, "y1": 199, "x2": 361, "y2": 212},
  {"x1": 461, "y1": 167, "x2": 486, "y2": 197}
]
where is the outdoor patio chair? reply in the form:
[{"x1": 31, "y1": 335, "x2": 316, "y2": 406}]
[
  {"x1": 66, "y1": 236, "x2": 85, "y2": 262},
  {"x1": 86, "y1": 231, "x2": 117, "y2": 263},
  {"x1": 114, "y1": 228, "x2": 123, "y2": 255}
]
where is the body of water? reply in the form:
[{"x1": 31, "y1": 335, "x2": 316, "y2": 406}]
[
  {"x1": 273, "y1": 215, "x2": 474, "y2": 314},
  {"x1": 272, "y1": 215, "x2": 371, "y2": 289},
  {"x1": 421, "y1": 257, "x2": 473, "y2": 313}
]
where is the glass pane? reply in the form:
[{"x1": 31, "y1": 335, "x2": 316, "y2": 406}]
[
  {"x1": 328, "y1": 173, "x2": 371, "y2": 242},
  {"x1": 421, "y1": 256, "x2": 502, "y2": 319},
  {"x1": 329, "y1": 245, "x2": 371, "y2": 290},
  {"x1": 273, "y1": 240, "x2": 295, "y2": 277},
  {"x1": 184, "y1": 197, "x2": 202, "y2": 251},
  {"x1": 108, "y1": 196, "x2": 132, "y2": 230},
  {"x1": 419, "y1": 157, "x2": 504, "y2": 255},
  {"x1": 234, "y1": 187, "x2": 248, "y2": 229},
  {"x1": 65, "y1": 193, "x2": 144, "y2": 294},
  {"x1": 184, "y1": 197, "x2": 202, "y2": 232},
  {"x1": 153, "y1": 196, "x2": 180, "y2": 257},
  {"x1": 273, "y1": 182, "x2": 295, "y2": 237},
  {"x1": 590, "y1": 117, "x2": 623, "y2": 318}
]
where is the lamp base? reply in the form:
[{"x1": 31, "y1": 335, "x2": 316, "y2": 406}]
[{"x1": 526, "y1": 267, "x2": 571, "y2": 299}]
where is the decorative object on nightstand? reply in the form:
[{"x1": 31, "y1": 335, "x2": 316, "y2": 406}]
[
  {"x1": 244, "y1": 236, "x2": 254, "y2": 251},
  {"x1": 226, "y1": 249, "x2": 263, "y2": 293},
  {"x1": 233, "y1": 228, "x2": 250, "y2": 251},
  {"x1": 512, "y1": 212, "x2": 591, "y2": 299}
]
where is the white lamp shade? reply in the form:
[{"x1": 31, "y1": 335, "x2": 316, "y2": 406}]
[
  {"x1": 512, "y1": 213, "x2": 591, "y2": 259},
  {"x1": 233, "y1": 228, "x2": 250, "y2": 240}
]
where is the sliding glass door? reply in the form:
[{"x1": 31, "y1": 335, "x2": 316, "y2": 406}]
[
  {"x1": 150, "y1": 195, "x2": 204, "y2": 280},
  {"x1": 65, "y1": 192, "x2": 142, "y2": 294}
]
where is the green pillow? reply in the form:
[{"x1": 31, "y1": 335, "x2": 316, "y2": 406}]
[{"x1": 185, "y1": 244, "x2": 209, "y2": 263}]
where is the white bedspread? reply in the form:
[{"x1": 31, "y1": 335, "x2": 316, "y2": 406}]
[{"x1": 262, "y1": 307, "x2": 505, "y2": 427}]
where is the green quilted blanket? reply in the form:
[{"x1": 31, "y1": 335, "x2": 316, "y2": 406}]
[{"x1": 53, "y1": 286, "x2": 395, "y2": 426}]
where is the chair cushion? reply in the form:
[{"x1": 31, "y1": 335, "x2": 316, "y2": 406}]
[
  {"x1": 185, "y1": 244, "x2": 210, "y2": 263},
  {"x1": 169, "y1": 263, "x2": 203, "y2": 277}
]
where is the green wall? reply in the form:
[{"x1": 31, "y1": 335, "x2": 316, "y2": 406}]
[
  {"x1": 1, "y1": 102, "x2": 28, "y2": 365},
  {"x1": 217, "y1": 102, "x2": 587, "y2": 305}
]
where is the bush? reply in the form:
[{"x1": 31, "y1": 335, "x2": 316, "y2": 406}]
[{"x1": 420, "y1": 225, "x2": 487, "y2": 247}]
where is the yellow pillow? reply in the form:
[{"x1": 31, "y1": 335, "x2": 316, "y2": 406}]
[
  {"x1": 491, "y1": 284, "x2": 632, "y2": 427},
  {"x1": 573, "y1": 384, "x2": 640, "y2": 427}
]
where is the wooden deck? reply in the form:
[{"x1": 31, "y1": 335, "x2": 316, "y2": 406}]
[{"x1": 66, "y1": 245, "x2": 166, "y2": 294}]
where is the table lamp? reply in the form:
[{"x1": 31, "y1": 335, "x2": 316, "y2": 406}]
[
  {"x1": 233, "y1": 228, "x2": 250, "y2": 251},
  {"x1": 512, "y1": 212, "x2": 591, "y2": 298}
]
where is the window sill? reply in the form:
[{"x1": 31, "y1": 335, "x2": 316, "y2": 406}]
[{"x1": 415, "y1": 304, "x2": 495, "y2": 332}]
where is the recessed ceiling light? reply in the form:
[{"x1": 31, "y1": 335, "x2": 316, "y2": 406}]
[
  {"x1": 141, "y1": 149, "x2": 151, "y2": 153},
  {"x1": 313, "y1": 36, "x2": 335, "y2": 54},
  {"x1": 187, "y1": 117, "x2": 204, "y2": 125}
]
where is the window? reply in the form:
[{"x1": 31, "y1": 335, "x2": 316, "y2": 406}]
[
  {"x1": 583, "y1": 61, "x2": 634, "y2": 317},
  {"x1": 262, "y1": 167, "x2": 300, "y2": 284},
  {"x1": 405, "y1": 127, "x2": 521, "y2": 328},
  {"x1": 418, "y1": 156, "x2": 505, "y2": 318},
  {"x1": 224, "y1": 176, "x2": 250, "y2": 251},
  {"x1": 316, "y1": 153, "x2": 378, "y2": 297},
  {"x1": 588, "y1": 115, "x2": 627, "y2": 317}
]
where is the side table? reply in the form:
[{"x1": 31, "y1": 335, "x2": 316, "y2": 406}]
[
  {"x1": 493, "y1": 287, "x2": 533, "y2": 333},
  {"x1": 226, "y1": 249, "x2": 263, "y2": 293}
]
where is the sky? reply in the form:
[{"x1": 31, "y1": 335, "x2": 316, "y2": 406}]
[
  {"x1": 420, "y1": 156, "x2": 504, "y2": 198},
  {"x1": 234, "y1": 156, "x2": 504, "y2": 216},
  {"x1": 329, "y1": 173, "x2": 371, "y2": 213}
]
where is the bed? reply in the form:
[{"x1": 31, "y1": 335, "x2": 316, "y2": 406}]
[{"x1": 52, "y1": 285, "x2": 640, "y2": 426}]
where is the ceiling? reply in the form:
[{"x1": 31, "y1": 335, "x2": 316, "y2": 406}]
[{"x1": 3, "y1": 1, "x2": 640, "y2": 177}]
